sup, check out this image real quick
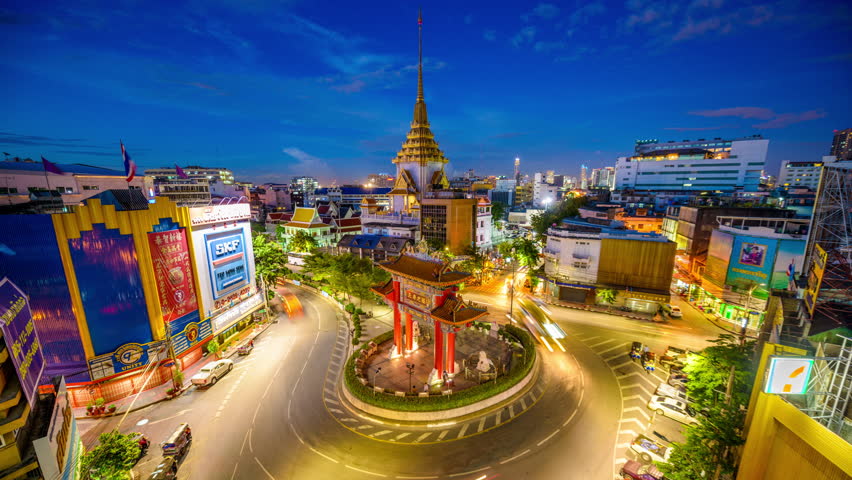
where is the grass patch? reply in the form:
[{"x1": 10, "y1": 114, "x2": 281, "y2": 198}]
[{"x1": 344, "y1": 325, "x2": 536, "y2": 412}]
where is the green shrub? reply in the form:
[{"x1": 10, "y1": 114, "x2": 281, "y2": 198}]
[
  {"x1": 345, "y1": 303, "x2": 356, "y2": 314},
  {"x1": 343, "y1": 326, "x2": 536, "y2": 411}
]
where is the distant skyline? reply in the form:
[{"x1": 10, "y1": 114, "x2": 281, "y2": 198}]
[{"x1": 1, "y1": 0, "x2": 851, "y2": 184}]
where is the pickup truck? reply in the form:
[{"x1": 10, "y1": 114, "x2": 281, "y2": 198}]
[{"x1": 630, "y1": 434, "x2": 671, "y2": 464}]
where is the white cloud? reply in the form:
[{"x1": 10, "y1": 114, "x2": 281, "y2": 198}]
[{"x1": 282, "y1": 147, "x2": 330, "y2": 172}]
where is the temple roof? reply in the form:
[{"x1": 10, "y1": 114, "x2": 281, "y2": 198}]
[
  {"x1": 370, "y1": 279, "x2": 395, "y2": 297},
  {"x1": 431, "y1": 295, "x2": 488, "y2": 325},
  {"x1": 376, "y1": 254, "x2": 470, "y2": 287}
]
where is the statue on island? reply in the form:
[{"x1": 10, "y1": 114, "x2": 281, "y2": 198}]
[{"x1": 476, "y1": 351, "x2": 494, "y2": 373}]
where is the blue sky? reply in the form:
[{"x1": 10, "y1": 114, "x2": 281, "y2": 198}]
[{"x1": 1, "y1": 0, "x2": 850, "y2": 184}]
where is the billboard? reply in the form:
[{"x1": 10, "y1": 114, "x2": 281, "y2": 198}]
[
  {"x1": 68, "y1": 224, "x2": 152, "y2": 356},
  {"x1": 148, "y1": 229, "x2": 199, "y2": 322},
  {"x1": 169, "y1": 311, "x2": 212, "y2": 356},
  {"x1": 705, "y1": 230, "x2": 734, "y2": 287},
  {"x1": 770, "y1": 239, "x2": 806, "y2": 291},
  {"x1": 0, "y1": 278, "x2": 46, "y2": 406},
  {"x1": 765, "y1": 356, "x2": 813, "y2": 394},
  {"x1": 0, "y1": 215, "x2": 86, "y2": 382},
  {"x1": 205, "y1": 230, "x2": 249, "y2": 299},
  {"x1": 803, "y1": 243, "x2": 827, "y2": 316},
  {"x1": 87, "y1": 340, "x2": 165, "y2": 381},
  {"x1": 726, "y1": 234, "x2": 777, "y2": 289},
  {"x1": 189, "y1": 203, "x2": 251, "y2": 227},
  {"x1": 33, "y1": 378, "x2": 82, "y2": 480}
]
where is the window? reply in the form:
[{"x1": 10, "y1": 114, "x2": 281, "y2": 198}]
[
  {"x1": 83, "y1": 185, "x2": 99, "y2": 191},
  {"x1": 0, "y1": 187, "x2": 18, "y2": 194}
]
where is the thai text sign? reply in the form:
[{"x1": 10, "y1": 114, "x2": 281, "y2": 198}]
[
  {"x1": 189, "y1": 204, "x2": 251, "y2": 226},
  {"x1": 0, "y1": 277, "x2": 45, "y2": 406},
  {"x1": 33, "y1": 378, "x2": 82, "y2": 480},
  {"x1": 803, "y1": 243, "x2": 827, "y2": 316},
  {"x1": 148, "y1": 229, "x2": 199, "y2": 322},
  {"x1": 765, "y1": 356, "x2": 813, "y2": 395}
]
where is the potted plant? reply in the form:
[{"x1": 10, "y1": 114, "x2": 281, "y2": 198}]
[
  {"x1": 166, "y1": 387, "x2": 176, "y2": 397},
  {"x1": 108, "y1": 405, "x2": 117, "y2": 414},
  {"x1": 94, "y1": 398, "x2": 106, "y2": 415},
  {"x1": 85, "y1": 402, "x2": 94, "y2": 416}
]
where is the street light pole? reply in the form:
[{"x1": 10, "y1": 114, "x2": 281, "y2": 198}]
[
  {"x1": 406, "y1": 362, "x2": 415, "y2": 394},
  {"x1": 508, "y1": 249, "x2": 517, "y2": 319}
]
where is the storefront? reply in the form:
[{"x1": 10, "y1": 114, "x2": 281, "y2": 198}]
[
  {"x1": 621, "y1": 290, "x2": 670, "y2": 314},
  {"x1": 689, "y1": 284, "x2": 766, "y2": 330}
]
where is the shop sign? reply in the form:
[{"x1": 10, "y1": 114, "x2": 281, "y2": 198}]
[
  {"x1": 189, "y1": 203, "x2": 251, "y2": 226},
  {"x1": 205, "y1": 230, "x2": 249, "y2": 299},
  {"x1": 765, "y1": 356, "x2": 814, "y2": 395},
  {"x1": 0, "y1": 278, "x2": 45, "y2": 406},
  {"x1": 148, "y1": 229, "x2": 199, "y2": 322},
  {"x1": 88, "y1": 340, "x2": 165, "y2": 381},
  {"x1": 171, "y1": 314, "x2": 213, "y2": 356},
  {"x1": 803, "y1": 243, "x2": 827, "y2": 316},
  {"x1": 211, "y1": 293, "x2": 263, "y2": 333},
  {"x1": 33, "y1": 378, "x2": 82, "y2": 480}
]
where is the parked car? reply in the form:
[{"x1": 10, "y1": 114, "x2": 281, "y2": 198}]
[
  {"x1": 621, "y1": 459, "x2": 665, "y2": 480},
  {"x1": 147, "y1": 457, "x2": 178, "y2": 480},
  {"x1": 656, "y1": 382, "x2": 691, "y2": 403},
  {"x1": 642, "y1": 352, "x2": 656, "y2": 373},
  {"x1": 668, "y1": 306, "x2": 682, "y2": 318},
  {"x1": 630, "y1": 434, "x2": 671, "y2": 464},
  {"x1": 664, "y1": 346, "x2": 690, "y2": 358},
  {"x1": 191, "y1": 359, "x2": 233, "y2": 387},
  {"x1": 237, "y1": 341, "x2": 254, "y2": 356},
  {"x1": 648, "y1": 395, "x2": 699, "y2": 425}
]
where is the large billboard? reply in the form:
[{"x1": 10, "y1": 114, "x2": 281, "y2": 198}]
[
  {"x1": 705, "y1": 230, "x2": 734, "y2": 287},
  {"x1": 87, "y1": 340, "x2": 164, "y2": 381},
  {"x1": 68, "y1": 224, "x2": 152, "y2": 356},
  {"x1": 189, "y1": 203, "x2": 251, "y2": 227},
  {"x1": 205, "y1": 230, "x2": 249, "y2": 299},
  {"x1": 803, "y1": 243, "x2": 827, "y2": 316},
  {"x1": 169, "y1": 311, "x2": 212, "y2": 356},
  {"x1": 33, "y1": 378, "x2": 82, "y2": 480},
  {"x1": 0, "y1": 278, "x2": 46, "y2": 406},
  {"x1": 726, "y1": 234, "x2": 777, "y2": 289},
  {"x1": 148, "y1": 229, "x2": 199, "y2": 322},
  {"x1": 770, "y1": 239, "x2": 806, "y2": 291}
]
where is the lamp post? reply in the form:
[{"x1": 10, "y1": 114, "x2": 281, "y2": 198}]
[
  {"x1": 372, "y1": 367, "x2": 382, "y2": 390},
  {"x1": 405, "y1": 362, "x2": 415, "y2": 394},
  {"x1": 508, "y1": 247, "x2": 517, "y2": 319}
]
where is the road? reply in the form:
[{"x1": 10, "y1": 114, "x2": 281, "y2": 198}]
[{"x1": 79, "y1": 279, "x2": 720, "y2": 480}]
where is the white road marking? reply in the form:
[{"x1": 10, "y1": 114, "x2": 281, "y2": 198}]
[
  {"x1": 620, "y1": 383, "x2": 653, "y2": 396},
  {"x1": 616, "y1": 443, "x2": 631, "y2": 449},
  {"x1": 618, "y1": 429, "x2": 638, "y2": 437},
  {"x1": 240, "y1": 429, "x2": 250, "y2": 456},
  {"x1": 620, "y1": 417, "x2": 646, "y2": 427},
  {"x1": 456, "y1": 423, "x2": 470, "y2": 439},
  {"x1": 509, "y1": 405, "x2": 515, "y2": 418},
  {"x1": 581, "y1": 335, "x2": 600, "y2": 343},
  {"x1": 254, "y1": 457, "x2": 276, "y2": 480},
  {"x1": 496, "y1": 410, "x2": 502, "y2": 424},
  {"x1": 414, "y1": 432, "x2": 431, "y2": 443},
  {"x1": 355, "y1": 425, "x2": 373, "y2": 430},
  {"x1": 597, "y1": 343, "x2": 629, "y2": 355},
  {"x1": 562, "y1": 408, "x2": 579, "y2": 427},
  {"x1": 477, "y1": 417, "x2": 486, "y2": 433},
  {"x1": 341, "y1": 417, "x2": 358, "y2": 423},
  {"x1": 371, "y1": 430, "x2": 392, "y2": 437},
  {"x1": 537, "y1": 429, "x2": 560, "y2": 446},
  {"x1": 309, "y1": 446, "x2": 339, "y2": 464},
  {"x1": 437, "y1": 430, "x2": 449, "y2": 440},
  {"x1": 393, "y1": 432, "x2": 411, "y2": 441},
  {"x1": 396, "y1": 476, "x2": 439, "y2": 480},
  {"x1": 325, "y1": 397, "x2": 339, "y2": 405},
  {"x1": 611, "y1": 361, "x2": 635, "y2": 370},
  {"x1": 230, "y1": 462, "x2": 239, "y2": 480},
  {"x1": 345, "y1": 465, "x2": 387, "y2": 477},
  {"x1": 520, "y1": 398, "x2": 527, "y2": 410},
  {"x1": 448, "y1": 466, "x2": 491, "y2": 477},
  {"x1": 248, "y1": 427, "x2": 254, "y2": 453},
  {"x1": 324, "y1": 387, "x2": 335, "y2": 395},
  {"x1": 499, "y1": 449, "x2": 531, "y2": 464},
  {"x1": 622, "y1": 395, "x2": 642, "y2": 402},
  {"x1": 329, "y1": 408, "x2": 343, "y2": 414},
  {"x1": 623, "y1": 406, "x2": 651, "y2": 420}
]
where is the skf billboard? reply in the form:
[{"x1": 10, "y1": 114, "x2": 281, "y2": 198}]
[
  {"x1": 0, "y1": 278, "x2": 45, "y2": 406},
  {"x1": 206, "y1": 231, "x2": 249, "y2": 298}
]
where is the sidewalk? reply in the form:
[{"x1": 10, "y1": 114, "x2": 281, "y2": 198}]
[
  {"x1": 73, "y1": 315, "x2": 280, "y2": 420},
  {"x1": 544, "y1": 297, "x2": 659, "y2": 322}
]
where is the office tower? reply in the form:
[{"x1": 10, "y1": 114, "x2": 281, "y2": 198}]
[
  {"x1": 778, "y1": 156, "x2": 836, "y2": 190},
  {"x1": 830, "y1": 128, "x2": 852, "y2": 161},
  {"x1": 580, "y1": 165, "x2": 588, "y2": 190},
  {"x1": 514, "y1": 157, "x2": 521, "y2": 183}
]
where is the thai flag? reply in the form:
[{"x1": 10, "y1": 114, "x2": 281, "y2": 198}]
[
  {"x1": 121, "y1": 141, "x2": 136, "y2": 182},
  {"x1": 175, "y1": 164, "x2": 189, "y2": 179}
]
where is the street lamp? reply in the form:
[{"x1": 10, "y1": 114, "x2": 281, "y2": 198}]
[
  {"x1": 405, "y1": 362, "x2": 415, "y2": 394},
  {"x1": 508, "y1": 247, "x2": 517, "y2": 319},
  {"x1": 372, "y1": 367, "x2": 382, "y2": 390}
]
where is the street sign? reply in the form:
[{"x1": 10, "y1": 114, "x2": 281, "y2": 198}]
[{"x1": 765, "y1": 356, "x2": 814, "y2": 394}]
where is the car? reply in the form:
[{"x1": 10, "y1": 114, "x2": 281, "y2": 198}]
[
  {"x1": 664, "y1": 346, "x2": 690, "y2": 359},
  {"x1": 237, "y1": 341, "x2": 254, "y2": 355},
  {"x1": 191, "y1": 359, "x2": 233, "y2": 387},
  {"x1": 668, "y1": 306, "x2": 682, "y2": 318},
  {"x1": 630, "y1": 435, "x2": 671, "y2": 464},
  {"x1": 147, "y1": 456, "x2": 178, "y2": 480},
  {"x1": 621, "y1": 459, "x2": 665, "y2": 480},
  {"x1": 655, "y1": 382, "x2": 691, "y2": 403},
  {"x1": 648, "y1": 395, "x2": 699, "y2": 425}
]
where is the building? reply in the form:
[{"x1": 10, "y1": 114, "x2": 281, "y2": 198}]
[
  {"x1": 290, "y1": 176, "x2": 319, "y2": 206},
  {"x1": 475, "y1": 197, "x2": 492, "y2": 248},
  {"x1": 366, "y1": 173, "x2": 394, "y2": 188},
  {"x1": 778, "y1": 156, "x2": 836, "y2": 190},
  {"x1": 1, "y1": 159, "x2": 150, "y2": 210},
  {"x1": 830, "y1": 128, "x2": 852, "y2": 161},
  {"x1": 0, "y1": 194, "x2": 260, "y2": 407},
  {"x1": 513, "y1": 157, "x2": 520, "y2": 183},
  {"x1": 278, "y1": 207, "x2": 335, "y2": 248},
  {"x1": 543, "y1": 219, "x2": 676, "y2": 313},
  {"x1": 615, "y1": 136, "x2": 768, "y2": 192},
  {"x1": 420, "y1": 193, "x2": 478, "y2": 253},
  {"x1": 697, "y1": 216, "x2": 809, "y2": 330},
  {"x1": 532, "y1": 172, "x2": 559, "y2": 207},
  {"x1": 514, "y1": 183, "x2": 533, "y2": 205},
  {"x1": 580, "y1": 165, "x2": 588, "y2": 190},
  {"x1": 590, "y1": 167, "x2": 615, "y2": 190},
  {"x1": 310, "y1": 186, "x2": 390, "y2": 211},
  {"x1": 337, "y1": 234, "x2": 412, "y2": 261},
  {"x1": 145, "y1": 165, "x2": 242, "y2": 205}
]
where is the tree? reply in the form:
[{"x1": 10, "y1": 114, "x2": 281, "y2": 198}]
[
  {"x1": 457, "y1": 245, "x2": 492, "y2": 284},
  {"x1": 252, "y1": 233, "x2": 289, "y2": 294},
  {"x1": 490, "y1": 201, "x2": 508, "y2": 225},
  {"x1": 596, "y1": 288, "x2": 616, "y2": 310},
  {"x1": 304, "y1": 253, "x2": 389, "y2": 303},
  {"x1": 530, "y1": 195, "x2": 589, "y2": 237},
  {"x1": 658, "y1": 334, "x2": 756, "y2": 480},
  {"x1": 288, "y1": 230, "x2": 318, "y2": 253},
  {"x1": 206, "y1": 339, "x2": 221, "y2": 359},
  {"x1": 81, "y1": 430, "x2": 140, "y2": 480},
  {"x1": 510, "y1": 237, "x2": 540, "y2": 269}
]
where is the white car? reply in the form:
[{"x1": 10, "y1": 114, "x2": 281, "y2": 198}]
[
  {"x1": 629, "y1": 435, "x2": 671, "y2": 464},
  {"x1": 648, "y1": 395, "x2": 699, "y2": 425},
  {"x1": 656, "y1": 382, "x2": 691, "y2": 403},
  {"x1": 668, "y1": 306, "x2": 682, "y2": 318},
  {"x1": 191, "y1": 359, "x2": 233, "y2": 387}
]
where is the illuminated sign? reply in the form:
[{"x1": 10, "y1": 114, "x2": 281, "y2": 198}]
[
  {"x1": 0, "y1": 278, "x2": 45, "y2": 406},
  {"x1": 765, "y1": 356, "x2": 814, "y2": 395},
  {"x1": 211, "y1": 292, "x2": 263, "y2": 333},
  {"x1": 803, "y1": 243, "x2": 827, "y2": 316},
  {"x1": 404, "y1": 289, "x2": 431, "y2": 309},
  {"x1": 33, "y1": 378, "x2": 82, "y2": 480},
  {"x1": 148, "y1": 229, "x2": 199, "y2": 322},
  {"x1": 188, "y1": 204, "x2": 251, "y2": 226},
  {"x1": 88, "y1": 340, "x2": 165, "y2": 380},
  {"x1": 205, "y1": 230, "x2": 249, "y2": 299}
]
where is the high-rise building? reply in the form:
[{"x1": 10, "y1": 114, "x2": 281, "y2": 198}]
[
  {"x1": 590, "y1": 167, "x2": 616, "y2": 190},
  {"x1": 146, "y1": 165, "x2": 242, "y2": 205},
  {"x1": 514, "y1": 157, "x2": 521, "y2": 183},
  {"x1": 366, "y1": 173, "x2": 394, "y2": 188},
  {"x1": 614, "y1": 135, "x2": 768, "y2": 191},
  {"x1": 778, "y1": 156, "x2": 836, "y2": 190},
  {"x1": 830, "y1": 128, "x2": 852, "y2": 161},
  {"x1": 580, "y1": 165, "x2": 588, "y2": 190}
]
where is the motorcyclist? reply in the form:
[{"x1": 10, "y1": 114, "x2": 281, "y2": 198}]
[{"x1": 138, "y1": 436, "x2": 150, "y2": 451}]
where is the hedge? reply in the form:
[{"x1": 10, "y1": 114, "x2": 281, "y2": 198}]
[{"x1": 343, "y1": 324, "x2": 536, "y2": 411}]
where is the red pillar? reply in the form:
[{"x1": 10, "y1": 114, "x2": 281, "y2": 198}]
[
  {"x1": 433, "y1": 320, "x2": 444, "y2": 373},
  {"x1": 393, "y1": 280, "x2": 403, "y2": 353},
  {"x1": 405, "y1": 312, "x2": 413, "y2": 351},
  {"x1": 446, "y1": 330, "x2": 456, "y2": 374}
]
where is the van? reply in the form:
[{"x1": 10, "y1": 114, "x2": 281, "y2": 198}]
[{"x1": 161, "y1": 423, "x2": 192, "y2": 457}]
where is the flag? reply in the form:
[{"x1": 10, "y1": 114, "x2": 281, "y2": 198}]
[
  {"x1": 175, "y1": 164, "x2": 188, "y2": 179},
  {"x1": 121, "y1": 141, "x2": 136, "y2": 182},
  {"x1": 41, "y1": 156, "x2": 64, "y2": 175}
]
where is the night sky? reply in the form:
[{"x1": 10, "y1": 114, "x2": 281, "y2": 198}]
[{"x1": 1, "y1": 1, "x2": 850, "y2": 184}]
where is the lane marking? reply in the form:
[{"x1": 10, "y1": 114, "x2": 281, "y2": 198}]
[
  {"x1": 240, "y1": 429, "x2": 250, "y2": 456},
  {"x1": 537, "y1": 429, "x2": 560, "y2": 446},
  {"x1": 499, "y1": 449, "x2": 531, "y2": 465},
  {"x1": 520, "y1": 398, "x2": 527, "y2": 410},
  {"x1": 397, "y1": 476, "x2": 439, "y2": 480},
  {"x1": 623, "y1": 406, "x2": 651, "y2": 420},
  {"x1": 509, "y1": 405, "x2": 515, "y2": 418},
  {"x1": 393, "y1": 432, "x2": 412, "y2": 441},
  {"x1": 414, "y1": 432, "x2": 431, "y2": 443},
  {"x1": 325, "y1": 397, "x2": 339, "y2": 405},
  {"x1": 597, "y1": 343, "x2": 629, "y2": 355},
  {"x1": 329, "y1": 408, "x2": 344, "y2": 414},
  {"x1": 618, "y1": 429, "x2": 638, "y2": 436},
  {"x1": 562, "y1": 408, "x2": 579, "y2": 427},
  {"x1": 622, "y1": 395, "x2": 642, "y2": 402},
  {"x1": 456, "y1": 423, "x2": 470, "y2": 439},
  {"x1": 448, "y1": 466, "x2": 491, "y2": 477},
  {"x1": 611, "y1": 361, "x2": 635, "y2": 370},
  {"x1": 248, "y1": 427, "x2": 254, "y2": 454},
  {"x1": 356, "y1": 425, "x2": 373, "y2": 430},
  {"x1": 496, "y1": 410, "x2": 502, "y2": 425},
  {"x1": 345, "y1": 465, "x2": 388, "y2": 477},
  {"x1": 255, "y1": 457, "x2": 276, "y2": 480},
  {"x1": 309, "y1": 446, "x2": 339, "y2": 464},
  {"x1": 620, "y1": 383, "x2": 653, "y2": 396},
  {"x1": 371, "y1": 430, "x2": 392, "y2": 437},
  {"x1": 230, "y1": 462, "x2": 239, "y2": 480},
  {"x1": 477, "y1": 417, "x2": 486, "y2": 433},
  {"x1": 437, "y1": 430, "x2": 449, "y2": 440},
  {"x1": 620, "y1": 418, "x2": 645, "y2": 427}
]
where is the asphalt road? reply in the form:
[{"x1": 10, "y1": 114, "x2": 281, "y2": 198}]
[{"x1": 79, "y1": 281, "x2": 720, "y2": 480}]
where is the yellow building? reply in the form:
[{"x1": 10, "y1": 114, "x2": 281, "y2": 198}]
[
  {"x1": 737, "y1": 341, "x2": 852, "y2": 479},
  {"x1": 420, "y1": 196, "x2": 477, "y2": 254}
]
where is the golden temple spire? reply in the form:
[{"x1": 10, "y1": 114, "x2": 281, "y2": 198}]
[{"x1": 413, "y1": 9, "x2": 428, "y2": 125}]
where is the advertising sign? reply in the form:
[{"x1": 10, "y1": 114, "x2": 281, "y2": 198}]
[
  {"x1": 189, "y1": 203, "x2": 251, "y2": 227},
  {"x1": 211, "y1": 292, "x2": 262, "y2": 333},
  {"x1": 148, "y1": 229, "x2": 199, "y2": 322},
  {"x1": 726, "y1": 235, "x2": 777, "y2": 289},
  {"x1": 205, "y1": 230, "x2": 249, "y2": 299},
  {"x1": 803, "y1": 243, "x2": 828, "y2": 316},
  {"x1": 765, "y1": 356, "x2": 814, "y2": 394},
  {"x1": 705, "y1": 230, "x2": 734, "y2": 287},
  {"x1": 770, "y1": 239, "x2": 806, "y2": 291},
  {"x1": 0, "y1": 277, "x2": 46, "y2": 406},
  {"x1": 88, "y1": 340, "x2": 164, "y2": 381},
  {"x1": 33, "y1": 378, "x2": 82, "y2": 480},
  {"x1": 169, "y1": 311, "x2": 213, "y2": 356}
]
